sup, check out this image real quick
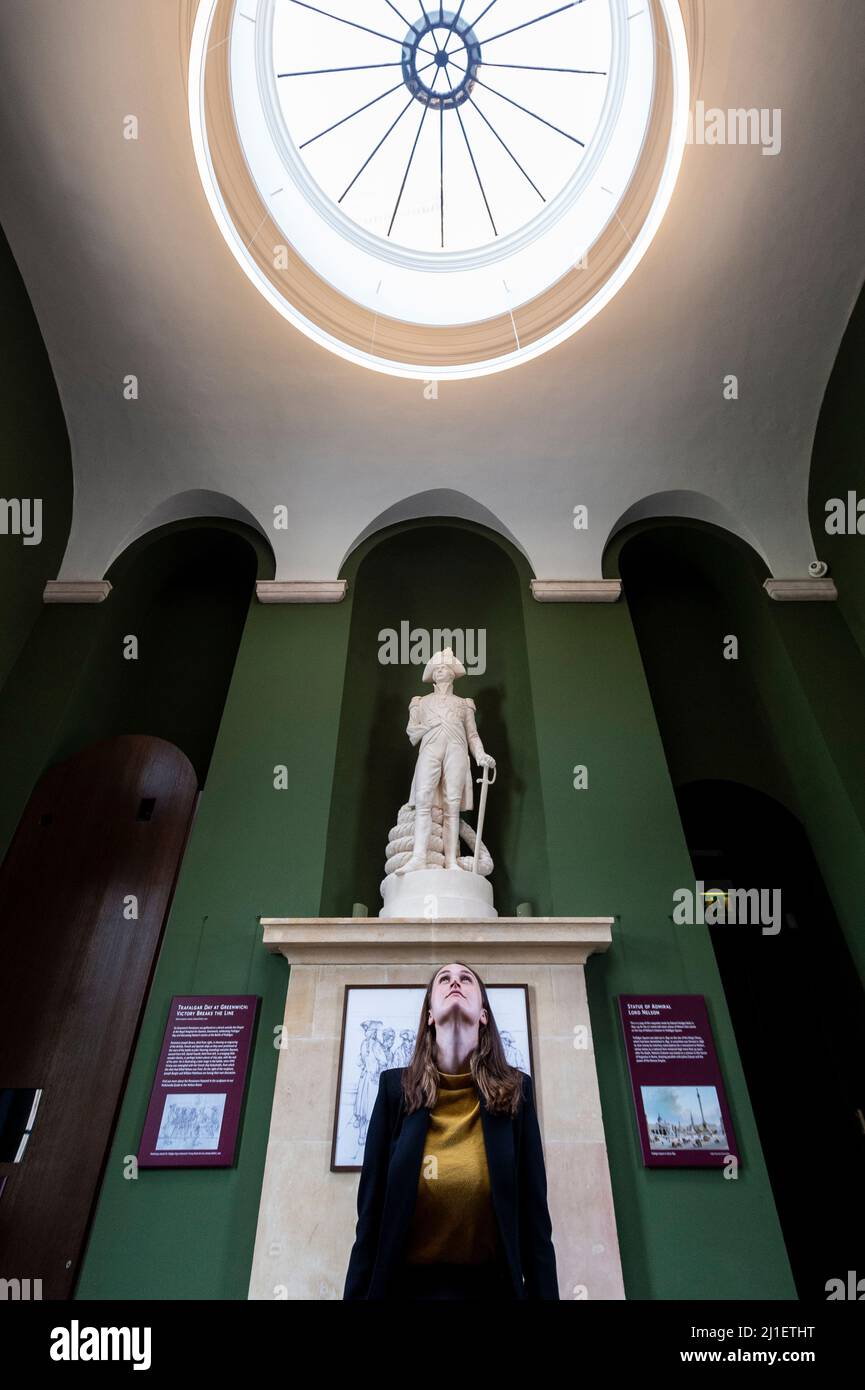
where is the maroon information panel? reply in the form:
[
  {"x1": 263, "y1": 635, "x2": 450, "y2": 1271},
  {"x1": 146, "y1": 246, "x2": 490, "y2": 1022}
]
[
  {"x1": 138, "y1": 995, "x2": 259, "y2": 1168},
  {"x1": 618, "y1": 995, "x2": 740, "y2": 1168}
]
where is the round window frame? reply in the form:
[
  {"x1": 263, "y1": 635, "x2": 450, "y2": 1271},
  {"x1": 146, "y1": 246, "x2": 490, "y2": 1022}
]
[{"x1": 188, "y1": 0, "x2": 692, "y2": 379}]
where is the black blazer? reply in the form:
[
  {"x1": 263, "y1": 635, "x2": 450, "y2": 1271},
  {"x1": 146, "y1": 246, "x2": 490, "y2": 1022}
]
[{"x1": 343, "y1": 1067, "x2": 560, "y2": 1300}]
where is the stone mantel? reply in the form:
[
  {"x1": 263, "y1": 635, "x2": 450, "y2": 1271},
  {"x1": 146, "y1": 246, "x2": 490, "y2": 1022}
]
[
  {"x1": 260, "y1": 916, "x2": 614, "y2": 965},
  {"x1": 249, "y1": 913, "x2": 624, "y2": 1299}
]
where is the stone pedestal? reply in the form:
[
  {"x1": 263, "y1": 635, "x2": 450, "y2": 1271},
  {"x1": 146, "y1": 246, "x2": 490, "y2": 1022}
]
[
  {"x1": 248, "y1": 916, "x2": 624, "y2": 1301},
  {"x1": 380, "y1": 866, "x2": 497, "y2": 919}
]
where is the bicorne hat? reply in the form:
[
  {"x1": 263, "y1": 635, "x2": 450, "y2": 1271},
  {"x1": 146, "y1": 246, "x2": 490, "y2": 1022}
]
[{"x1": 422, "y1": 647, "x2": 467, "y2": 683}]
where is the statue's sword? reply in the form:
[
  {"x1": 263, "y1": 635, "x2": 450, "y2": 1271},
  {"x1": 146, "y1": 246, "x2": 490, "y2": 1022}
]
[{"x1": 472, "y1": 762, "x2": 497, "y2": 874}]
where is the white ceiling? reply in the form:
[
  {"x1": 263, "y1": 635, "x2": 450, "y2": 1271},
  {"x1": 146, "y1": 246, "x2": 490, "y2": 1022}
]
[{"x1": 1, "y1": 0, "x2": 863, "y2": 583}]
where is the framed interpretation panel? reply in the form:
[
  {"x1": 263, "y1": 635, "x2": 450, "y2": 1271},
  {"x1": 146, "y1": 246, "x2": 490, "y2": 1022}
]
[
  {"x1": 138, "y1": 995, "x2": 259, "y2": 1168},
  {"x1": 619, "y1": 994, "x2": 740, "y2": 1168}
]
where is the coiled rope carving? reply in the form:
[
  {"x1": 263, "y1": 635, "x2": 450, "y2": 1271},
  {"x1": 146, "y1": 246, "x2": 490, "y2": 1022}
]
[{"x1": 384, "y1": 804, "x2": 493, "y2": 877}]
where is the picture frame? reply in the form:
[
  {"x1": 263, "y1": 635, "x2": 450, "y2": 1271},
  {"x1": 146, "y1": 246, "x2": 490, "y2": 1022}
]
[{"x1": 331, "y1": 982, "x2": 534, "y2": 1172}]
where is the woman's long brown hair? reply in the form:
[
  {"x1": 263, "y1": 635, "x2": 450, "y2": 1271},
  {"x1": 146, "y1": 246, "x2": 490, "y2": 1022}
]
[{"x1": 400, "y1": 961, "x2": 525, "y2": 1117}]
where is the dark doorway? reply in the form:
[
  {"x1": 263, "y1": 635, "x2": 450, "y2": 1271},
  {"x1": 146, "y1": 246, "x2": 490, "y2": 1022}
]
[
  {"x1": 0, "y1": 735, "x2": 198, "y2": 1298},
  {"x1": 678, "y1": 779, "x2": 865, "y2": 1301}
]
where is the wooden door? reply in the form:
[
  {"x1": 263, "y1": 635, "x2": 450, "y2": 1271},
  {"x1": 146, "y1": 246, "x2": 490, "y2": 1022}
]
[{"x1": 0, "y1": 734, "x2": 198, "y2": 1299}]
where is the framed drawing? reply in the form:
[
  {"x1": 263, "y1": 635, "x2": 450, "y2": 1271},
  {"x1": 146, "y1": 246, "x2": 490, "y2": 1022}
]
[{"x1": 331, "y1": 982, "x2": 533, "y2": 1172}]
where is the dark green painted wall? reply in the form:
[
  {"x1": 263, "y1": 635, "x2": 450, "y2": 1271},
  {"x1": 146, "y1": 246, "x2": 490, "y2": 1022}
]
[
  {"x1": 77, "y1": 562, "x2": 354, "y2": 1300},
  {"x1": 0, "y1": 511, "x2": 288, "y2": 1301},
  {"x1": 607, "y1": 518, "x2": 865, "y2": 996},
  {"x1": 518, "y1": 567, "x2": 796, "y2": 1300},
  {"x1": 0, "y1": 220, "x2": 72, "y2": 695}
]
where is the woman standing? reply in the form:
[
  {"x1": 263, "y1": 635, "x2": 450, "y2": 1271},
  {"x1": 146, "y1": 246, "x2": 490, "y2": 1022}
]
[{"x1": 343, "y1": 961, "x2": 560, "y2": 1300}]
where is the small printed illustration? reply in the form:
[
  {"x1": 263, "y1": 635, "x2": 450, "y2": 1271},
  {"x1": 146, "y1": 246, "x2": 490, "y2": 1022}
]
[
  {"x1": 641, "y1": 1085, "x2": 729, "y2": 1152},
  {"x1": 156, "y1": 1093, "x2": 227, "y2": 1151}
]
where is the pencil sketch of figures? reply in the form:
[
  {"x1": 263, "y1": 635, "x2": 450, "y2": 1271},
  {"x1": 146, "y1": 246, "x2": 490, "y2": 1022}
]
[
  {"x1": 499, "y1": 1030, "x2": 526, "y2": 1070},
  {"x1": 393, "y1": 1029, "x2": 415, "y2": 1067},
  {"x1": 335, "y1": 988, "x2": 427, "y2": 1167},
  {"x1": 349, "y1": 1020, "x2": 389, "y2": 1150}
]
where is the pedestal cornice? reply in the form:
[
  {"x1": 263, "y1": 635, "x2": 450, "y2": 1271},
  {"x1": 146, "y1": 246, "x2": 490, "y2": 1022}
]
[{"x1": 259, "y1": 916, "x2": 614, "y2": 965}]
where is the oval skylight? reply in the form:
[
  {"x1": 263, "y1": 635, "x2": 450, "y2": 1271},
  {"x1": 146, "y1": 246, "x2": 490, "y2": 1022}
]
[
  {"x1": 273, "y1": 0, "x2": 613, "y2": 254},
  {"x1": 189, "y1": 0, "x2": 691, "y2": 376}
]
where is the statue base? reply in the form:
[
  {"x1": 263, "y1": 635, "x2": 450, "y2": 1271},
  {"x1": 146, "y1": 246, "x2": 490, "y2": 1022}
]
[{"x1": 379, "y1": 867, "x2": 497, "y2": 920}]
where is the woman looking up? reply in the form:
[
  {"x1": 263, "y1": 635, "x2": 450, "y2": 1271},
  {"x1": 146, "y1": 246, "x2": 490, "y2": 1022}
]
[{"x1": 343, "y1": 960, "x2": 560, "y2": 1301}]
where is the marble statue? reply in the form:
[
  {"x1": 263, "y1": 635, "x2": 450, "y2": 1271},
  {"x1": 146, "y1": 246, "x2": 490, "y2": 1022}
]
[{"x1": 379, "y1": 648, "x2": 498, "y2": 920}]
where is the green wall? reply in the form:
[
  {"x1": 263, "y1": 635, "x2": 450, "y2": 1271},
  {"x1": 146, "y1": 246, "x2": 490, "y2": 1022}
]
[
  {"x1": 0, "y1": 511, "x2": 295, "y2": 1302},
  {"x1": 518, "y1": 562, "x2": 796, "y2": 1301},
  {"x1": 81, "y1": 518, "x2": 552, "y2": 1299},
  {"x1": 77, "y1": 556, "x2": 354, "y2": 1299},
  {"x1": 0, "y1": 220, "x2": 72, "y2": 695}
]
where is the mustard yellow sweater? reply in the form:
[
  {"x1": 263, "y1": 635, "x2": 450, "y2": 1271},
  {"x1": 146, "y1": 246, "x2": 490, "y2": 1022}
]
[{"x1": 403, "y1": 1070, "x2": 502, "y2": 1265}]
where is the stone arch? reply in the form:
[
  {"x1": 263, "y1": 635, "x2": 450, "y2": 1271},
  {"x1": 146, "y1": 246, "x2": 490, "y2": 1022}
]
[
  {"x1": 603, "y1": 489, "x2": 770, "y2": 575},
  {"x1": 102, "y1": 488, "x2": 274, "y2": 578},
  {"x1": 338, "y1": 488, "x2": 531, "y2": 575}
]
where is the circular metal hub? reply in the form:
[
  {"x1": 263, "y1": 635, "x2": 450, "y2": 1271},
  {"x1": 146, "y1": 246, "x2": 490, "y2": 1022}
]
[{"x1": 401, "y1": 9, "x2": 482, "y2": 110}]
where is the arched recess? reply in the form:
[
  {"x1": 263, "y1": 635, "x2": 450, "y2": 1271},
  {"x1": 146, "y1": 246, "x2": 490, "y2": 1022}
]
[
  {"x1": 53, "y1": 519, "x2": 268, "y2": 788},
  {"x1": 604, "y1": 490, "x2": 770, "y2": 576},
  {"x1": 0, "y1": 516, "x2": 273, "y2": 871},
  {"x1": 604, "y1": 518, "x2": 788, "y2": 808},
  {"x1": 68, "y1": 519, "x2": 271, "y2": 786},
  {"x1": 101, "y1": 489, "x2": 273, "y2": 579},
  {"x1": 339, "y1": 490, "x2": 531, "y2": 576},
  {"x1": 675, "y1": 779, "x2": 865, "y2": 1301},
  {"x1": 320, "y1": 517, "x2": 552, "y2": 917}
]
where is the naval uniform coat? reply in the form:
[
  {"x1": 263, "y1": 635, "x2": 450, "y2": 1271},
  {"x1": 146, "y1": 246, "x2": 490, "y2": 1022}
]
[
  {"x1": 406, "y1": 693, "x2": 483, "y2": 813},
  {"x1": 343, "y1": 1066, "x2": 560, "y2": 1300}
]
